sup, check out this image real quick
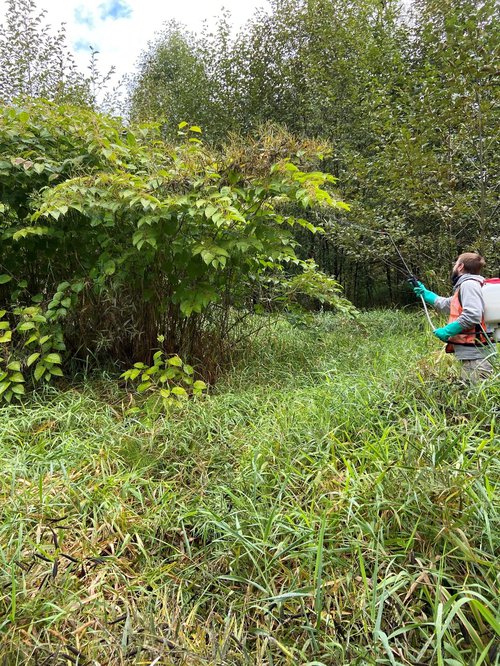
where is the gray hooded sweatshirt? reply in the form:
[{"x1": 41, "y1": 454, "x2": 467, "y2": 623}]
[{"x1": 433, "y1": 274, "x2": 486, "y2": 360}]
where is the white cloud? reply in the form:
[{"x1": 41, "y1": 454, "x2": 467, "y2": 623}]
[{"x1": 0, "y1": 0, "x2": 270, "y2": 85}]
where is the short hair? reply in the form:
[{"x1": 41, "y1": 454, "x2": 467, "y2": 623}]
[{"x1": 457, "y1": 252, "x2": 486, "y2": 275}]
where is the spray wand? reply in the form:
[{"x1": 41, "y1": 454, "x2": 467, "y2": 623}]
[{"x1": 384, "y1": 233, "x2": 437, "y2": 331}]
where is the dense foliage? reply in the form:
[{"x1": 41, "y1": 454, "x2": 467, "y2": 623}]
[
  {"x1": 0, "y1": 100, "x2": 353, "y2": 399},
  {"x1": 129, "y1": 0, "x2": 500, "y2": 304}
]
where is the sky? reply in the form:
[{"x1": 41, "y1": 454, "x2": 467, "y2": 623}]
[{"x1": 0, "y1": 0, "x2": 270, "y2": 83}]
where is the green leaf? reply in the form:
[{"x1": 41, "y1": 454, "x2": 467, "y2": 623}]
[
  {"x1": 34, "y1": 364, "x2": 46, "y2": 381},
  {"x1": 11, "y1": 383, "x2": 25, "y2": 395},
  {"x1": 193, "y1": 380, "x2": 207, "y2": 390},
  {"x1": 0, "y1": 331, "x2": 12, "y2": 343},
  {"x1": 201, "y1": 251, "x2": 215, "y2": 265},
  {"x1": 27, "y1": 352, "x2": 40, "y2": 366},
  {"x1": 7, "y1": 361, "x2": 21, "y2": 371},
  {"x1": 137, "y1": 381, "x2": 152, "y2": 392},
  {"x1": 171, "y1": 386, "x2": 187, "y2": 396},
  {"x1": 167, "y1": 356, "x2": 183, "y2": 367},
  {"x1": 49, "y1": 366, "x2": 63, "y2": 376},
  {"x1": 104, "y1": 260, "x2": 116, "y2": 275},
  {"x1": 71, "y1": 281, "x2": 85, "y2": 293},
  {"x1": 9, "y1": 372, "x2": 25, "y2": 383},
  {"x1": 0, "y1": 274, "x2": 12, "y2": 284},
  {"x1": 44, "y1": 353, "x2": 62, "y2": 364}
]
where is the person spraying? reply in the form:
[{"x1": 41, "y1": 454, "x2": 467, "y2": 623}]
[{"x1": 413, "y1": 252, "x2": 494, "y2": 383}]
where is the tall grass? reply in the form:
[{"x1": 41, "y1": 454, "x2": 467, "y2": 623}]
[{"x1": 0, "y1": 311, "x2": 498, "y2": 665}]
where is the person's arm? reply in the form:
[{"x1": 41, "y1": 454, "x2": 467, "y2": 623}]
[
  {"x1": 413, "y1": 282, "x2": 451, "y2": 313},
  {"x1": 433, "y1": 295, "x2": 452, "y2": 315}
]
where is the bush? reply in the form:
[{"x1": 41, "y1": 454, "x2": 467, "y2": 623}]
[{"x1": 0, "y1": 100, "x2": 354, "y2": 397}]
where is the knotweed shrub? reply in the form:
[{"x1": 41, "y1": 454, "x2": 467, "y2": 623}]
[{"x1": 0, "y1": 100, "x2": 354, "y2": 396}]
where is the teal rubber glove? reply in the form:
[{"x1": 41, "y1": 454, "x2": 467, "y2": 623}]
[
  {"x1": 433, "y1": 321, "x2": 464, "y2": 342},
  {"x1": 413, "y1": 281, "x2": 438, "y2": 306}
]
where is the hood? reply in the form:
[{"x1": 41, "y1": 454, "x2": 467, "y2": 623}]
[{"x1": 453, "y1": 273, "x2": 485, "y2": 292}]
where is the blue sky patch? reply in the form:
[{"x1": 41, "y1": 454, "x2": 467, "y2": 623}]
[
  {"x1": 74, "y1": 6, "x2": 94, "y2": 28},
  {"x1": 99, "y1": 0, "x2": 133, "y2": 20},
  {"x1": 74, "y1": 39, "x2": 94, "y2": 52}
]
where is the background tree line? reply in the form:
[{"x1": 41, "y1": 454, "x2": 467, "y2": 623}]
[{"x1": 129, "y1": 0, "x2": 500, "y2": 305}]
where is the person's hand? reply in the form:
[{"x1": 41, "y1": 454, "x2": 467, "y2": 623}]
[
  {"x1": 413, "y1": 281, "x2": 438, "y2": 305},
  {"x1": 433, "y1": 321, "x2": 463, "y2": 342}
]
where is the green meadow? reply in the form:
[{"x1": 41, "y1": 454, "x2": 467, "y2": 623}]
[{"x1": 1, "y1": 311, "x2": 498, "y2": 665}]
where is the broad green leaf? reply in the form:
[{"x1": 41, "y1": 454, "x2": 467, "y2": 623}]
[
  {"x1": 9, "y1": 372, "x2": 25, "y2": 383},
  {"x1": 44, "y1": 353, "x2": 62, "y2": 364},
  {"x1": 193, "y1": 380, "x2": 207, "y2": 390},
  {"x1": 17, "y1": 322, "x2": 36, "y2": 331},
  {"x1": 0, "y1": 275, "x2": 12, "y2": 284},
  {"x1": 27, "y1": 352, "x2": 40, "y2": 367}
]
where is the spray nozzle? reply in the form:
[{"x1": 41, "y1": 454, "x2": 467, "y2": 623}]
[{"x1": 406, "y1": 275, "x2": 420, "y2": 288}]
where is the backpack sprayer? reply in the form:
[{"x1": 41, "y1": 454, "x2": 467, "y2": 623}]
[
  {"x1": 483, "y1": 279, "x2": 500, "y2": 343},
  {"x1": 481, "y1": 279, "x2": 500, "y2": 366}
]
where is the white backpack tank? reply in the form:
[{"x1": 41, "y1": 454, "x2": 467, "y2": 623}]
[{"x1": 483, "y1": 278, "x2": 500, "y2": 342}]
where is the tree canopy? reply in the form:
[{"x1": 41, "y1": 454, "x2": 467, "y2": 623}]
[{"x1": 129, "y1": 0, "x2": 500, "y2": 303}]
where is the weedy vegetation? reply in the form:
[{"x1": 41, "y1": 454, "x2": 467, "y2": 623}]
[{"x1": 0, "y1": 311, "x2": 498, "y2": 665}]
